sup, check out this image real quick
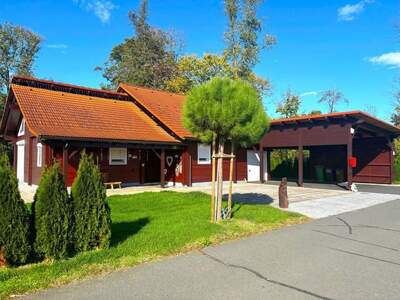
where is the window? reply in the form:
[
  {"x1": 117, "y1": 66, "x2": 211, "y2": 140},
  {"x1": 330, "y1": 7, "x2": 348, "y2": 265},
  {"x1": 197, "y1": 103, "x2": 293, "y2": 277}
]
[
  {"x1": 18, "y1": 119, "x2": 25, "y2": 136},
  {"x1": 197, "y1": 144, "x2": 211, "y2": 165},
  {"x1": 109, "y1": 148, "x2": 127, "y2": 165},
  {"x1": 37, "y1": 143, "x2": 42, "y2": 167}
]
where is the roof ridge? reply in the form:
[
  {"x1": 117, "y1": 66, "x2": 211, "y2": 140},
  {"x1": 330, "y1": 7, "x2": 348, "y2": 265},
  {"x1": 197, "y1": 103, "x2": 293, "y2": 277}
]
[
  {"x1": 11, "y1": 76, "x2": 129, "y2": 101},
  {"x1": 119, "y1": 82, "x2": 186, "y2": 97}
]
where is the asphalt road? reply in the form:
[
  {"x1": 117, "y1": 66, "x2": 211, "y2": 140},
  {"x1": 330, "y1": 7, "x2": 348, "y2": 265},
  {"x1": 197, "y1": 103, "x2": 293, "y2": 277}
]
[{"x1": 23, "y1": 199, "x2": 400, "y2": 300}]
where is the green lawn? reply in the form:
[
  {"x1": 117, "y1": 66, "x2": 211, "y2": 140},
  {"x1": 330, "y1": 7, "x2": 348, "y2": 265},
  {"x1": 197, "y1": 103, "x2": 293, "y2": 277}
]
[{"x1": 0, "y1": 191, "x2": 306, "y2": 299}]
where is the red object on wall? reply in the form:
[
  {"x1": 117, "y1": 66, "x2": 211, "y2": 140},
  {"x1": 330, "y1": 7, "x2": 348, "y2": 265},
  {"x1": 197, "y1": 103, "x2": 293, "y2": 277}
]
[{"x1": 349, "y1": 157, "x2": 357, "y2": 168}]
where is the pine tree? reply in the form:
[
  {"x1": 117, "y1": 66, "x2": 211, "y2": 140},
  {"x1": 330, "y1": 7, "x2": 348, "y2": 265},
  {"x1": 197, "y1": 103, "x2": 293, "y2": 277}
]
[
  {"x1": 0, "y1": 153, "x2": 30, "y2": 265},
  {"x1": 71, "y1": 152, "x2": 111, "y2": 252},
  {"x1": 33, "y1": 162, "x2": 70, "y2": 260}
]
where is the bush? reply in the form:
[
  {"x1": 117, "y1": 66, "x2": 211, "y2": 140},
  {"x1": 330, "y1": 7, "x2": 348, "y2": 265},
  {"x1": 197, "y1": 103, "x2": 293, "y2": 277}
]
[
  {"x1": 71, "y1": 152, "x2": 111, "y2": 252},
  {"x1": 32, "y1": 162, "x2": 70, "y2": 260},
  {"x1": 0, "y1": 153, "x2": 30, "y2": 265}
]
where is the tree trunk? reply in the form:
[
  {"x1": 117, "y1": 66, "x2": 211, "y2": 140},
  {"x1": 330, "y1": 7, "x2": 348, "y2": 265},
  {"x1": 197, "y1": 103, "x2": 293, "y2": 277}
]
[
  {"x1": 210, "y1": 138, "x2": 216, "y2": 223},
  {"x1": 227, "y1": 145, "x2": 234, "y2": 219},
  {"x1": 216, "y1": 142, "x2": 224, "y2": 222}
]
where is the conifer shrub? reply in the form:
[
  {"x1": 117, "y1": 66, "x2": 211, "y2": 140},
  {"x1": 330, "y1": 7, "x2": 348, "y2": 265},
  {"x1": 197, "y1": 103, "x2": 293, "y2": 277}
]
[
  {"x1": 0, "y1": 153, "x2": 30, "y2": 266},
  {"x1": 33, "y1": 162, "x2": 70, "y2": 260},
  {"x1": 71, "y1": 152, "x2": 111, "y2": 253}
]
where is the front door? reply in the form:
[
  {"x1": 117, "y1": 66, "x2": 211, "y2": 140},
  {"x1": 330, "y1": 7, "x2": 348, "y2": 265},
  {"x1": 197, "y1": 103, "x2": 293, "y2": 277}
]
[
  {"x1": 247, "y1": 150, "x2": 268, "y2": 182},
  {"x1": 16, "y1": 140, "x2": 25, "y2": 183}
]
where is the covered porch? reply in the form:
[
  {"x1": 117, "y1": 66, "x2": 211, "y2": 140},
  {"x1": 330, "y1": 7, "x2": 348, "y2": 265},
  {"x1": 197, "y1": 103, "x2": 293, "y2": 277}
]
[
  {"x1": 43, "y1": 139, "x2": 188, "y2": 188},
  {"x1": 258, "y1": 111, "x2": 400, "y2": 188}
]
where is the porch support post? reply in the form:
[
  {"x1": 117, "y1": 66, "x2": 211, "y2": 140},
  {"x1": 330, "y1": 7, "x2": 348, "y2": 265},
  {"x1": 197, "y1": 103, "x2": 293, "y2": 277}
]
[
  {"x1": 160, "y1": 148, "x2": 165, "y2": 188},
  {"x1": 63, "y1": 145, "x2": 68, "y2": 184},
  {"x1": 388, "y1": 137, "x2": 394, "y2": 184},
  {"x1": 347, "y1": 128, "x2": 353, "y2": 189},
  {"x1": 259, "y1": 144, "x2": 264, "y2": 183},
  {"x1": 266, "y1": 149, "x2": 272, "y2": 181},
  {"x1": 298, "y1": 145, "x2": 304, "y2": 187},
  {"x1": 28, "y1": 137, "x2": 33, "y2": 185}
]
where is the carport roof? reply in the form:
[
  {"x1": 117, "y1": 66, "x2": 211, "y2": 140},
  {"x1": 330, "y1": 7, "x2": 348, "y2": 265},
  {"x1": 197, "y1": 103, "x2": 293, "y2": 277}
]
[{"x1": 271, "y1": 111, "x2": 400, "y2": 135}]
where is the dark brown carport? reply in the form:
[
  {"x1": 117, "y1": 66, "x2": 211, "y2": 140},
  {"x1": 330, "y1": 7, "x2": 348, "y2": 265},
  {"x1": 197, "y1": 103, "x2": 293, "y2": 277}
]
[{"x1": 259, "y1": 111, "x2": 400, "y2": 188}]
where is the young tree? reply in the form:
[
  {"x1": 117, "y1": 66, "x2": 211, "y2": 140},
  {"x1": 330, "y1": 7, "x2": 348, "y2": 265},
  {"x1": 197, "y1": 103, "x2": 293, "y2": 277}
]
[
  {"x1": 166, "y1": 53, "x2": 269, "y2": 94},
  {"x1": 224, "y1": 0, "x2": 275, "y2": 91},
  {"x1": 100, "y1": 0, "x2": 178, "y2": 90},
  {"x1": 276, "y1": 89, "x2": 301, "y2": 118},
  {"x1": 0, "y1": 153, "x2": 30, "y2": 265},
  {"x1": 318, "y1": 89, "x2": 348, "y2": 113},
  {"x1": 184, "y1": 78, "x2": 269, "y2": 222},
  {"x1": 0, "y1": 22, "x2": 42, "y2": 93},
  {"x1": 33, "y1": 163, "x2": 70, "y2": 260},
  {"x1": 71, "y1": 152, "x2": 111, "y2": 252}
]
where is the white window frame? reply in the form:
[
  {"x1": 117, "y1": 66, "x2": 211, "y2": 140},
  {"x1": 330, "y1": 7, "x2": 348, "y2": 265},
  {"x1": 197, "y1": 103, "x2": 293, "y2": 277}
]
[
  {"x1": 18, "y1": 119, "x2": 25, "y2": 136},
  {"x1": 109, "y1": 148, "x2": 127, "y2": 166},
  {"x1": 37, "y1": 143, "x2": 43, "y2": 167},
  {"x1": 197, "y1": 144, "x2": 211, "y2": 165}
]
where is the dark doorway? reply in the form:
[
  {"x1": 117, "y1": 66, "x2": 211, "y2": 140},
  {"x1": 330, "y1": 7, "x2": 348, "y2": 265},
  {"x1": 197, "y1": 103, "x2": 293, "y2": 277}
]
[{"x1": 142, "y1": 149, "x2": 161, "y2": 183}]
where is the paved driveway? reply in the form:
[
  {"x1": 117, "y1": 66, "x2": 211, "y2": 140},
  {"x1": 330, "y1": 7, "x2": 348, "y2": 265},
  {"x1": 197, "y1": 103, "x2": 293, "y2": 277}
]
[{"x1": 22, "y1": 199, "x2": 400, "y2": 300}]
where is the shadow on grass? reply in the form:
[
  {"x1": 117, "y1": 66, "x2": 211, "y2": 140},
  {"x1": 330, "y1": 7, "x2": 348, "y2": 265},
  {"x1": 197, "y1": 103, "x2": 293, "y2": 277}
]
[{"x1": 111, "y1": 217, "x2": 150, "y2": 247}]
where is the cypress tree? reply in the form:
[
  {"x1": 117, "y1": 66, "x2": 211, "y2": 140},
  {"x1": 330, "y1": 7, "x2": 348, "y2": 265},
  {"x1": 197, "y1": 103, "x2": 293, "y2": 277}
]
[
  {"x1": 71, "y1": 152, "x2": 111, "y2": 252},
  {"x1": 0, "y1": 153, "x2": 30, "y2": 265},
  {"x1": 33, "y1": 162, "x2": 70, "y2": 259}
]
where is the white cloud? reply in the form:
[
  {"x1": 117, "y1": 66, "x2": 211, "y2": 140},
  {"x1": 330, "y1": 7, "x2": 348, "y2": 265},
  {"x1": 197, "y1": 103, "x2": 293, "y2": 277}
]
[
  {"x1": 369, "y1": 52, "x2": 400, "y2": 68},
  {"x1": 46, "y1": 44, "x2": 68, "y2": 49},
  {"x1": 337, "y1": 0, "x2": 374, "y2": 22},
  {"x1": 300, "y1": 91, "x2": 318, "y2": 97},
  {"x1": 73, "y1": 0, "x2": 117, "y2": 24}
]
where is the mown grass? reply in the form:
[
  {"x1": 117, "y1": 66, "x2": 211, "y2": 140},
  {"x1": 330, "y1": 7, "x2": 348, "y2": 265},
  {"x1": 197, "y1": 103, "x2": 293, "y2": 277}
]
[{"x1": 0, "y1": 191, "x2": 306, "y2": 299}]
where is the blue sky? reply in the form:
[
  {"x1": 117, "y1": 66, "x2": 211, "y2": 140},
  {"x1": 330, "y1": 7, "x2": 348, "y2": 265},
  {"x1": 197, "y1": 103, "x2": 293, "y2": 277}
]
[{"x1": 1, "y1": 0, "x2": 399, "y2": 120}]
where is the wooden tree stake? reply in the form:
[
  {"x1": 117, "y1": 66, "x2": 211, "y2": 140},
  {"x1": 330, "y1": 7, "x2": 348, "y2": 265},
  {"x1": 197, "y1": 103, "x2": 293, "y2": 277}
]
[
  {"x1": 210, "y1": 138, "x2": 216, "y2": 223},
  {"x1": 227, "y1": 146, "x2": 235, "y2": 219}
]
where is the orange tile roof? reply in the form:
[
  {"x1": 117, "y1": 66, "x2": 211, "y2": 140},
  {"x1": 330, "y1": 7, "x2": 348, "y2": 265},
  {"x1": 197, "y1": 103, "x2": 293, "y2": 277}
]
[
  {"x1": 118, "y1": 83, "x2": 193, "y2": 139},
  {"x1": 11, "y1": 84, "x2": 179, "y2": 144}
]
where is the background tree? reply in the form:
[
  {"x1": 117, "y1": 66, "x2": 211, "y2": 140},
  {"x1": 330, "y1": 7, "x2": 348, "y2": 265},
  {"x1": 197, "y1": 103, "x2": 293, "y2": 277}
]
[
  {"x1": 33, "y1": 163, "x2": 70, "y2": 260},
  {"x1": 224, "y1": 0, "x2": 275, "y2": 94},
  {"x1": 276, "y1": 89, "x2": 301, "y2": 118},
  {"x1": 166, "y1": 53, "x2": 269, "y2": 94},
  {"x1": 391, "y1": 89, "x2": 400, "y2": 126},
  {"x1": 184, "y1": 78, "x2": 269, "y2": 222},
  {"x1": 308, "y1": 110, "x2": 322, "y2": 115},
  {"x1": 100, "y1": 0, "x2": 178, "y2": 90},
  {"x1": 71, "y1": 152, "x2": 111, "y2": 252},
  {"x1": 0, "y1": 153, "x2": 30, "y2": 265},
  {"x1": 318, "y1": 88, "x2": 348, "y2": 113},
  {"x1": 0, "y1": 22, "x2": 42, "y2": 95}
]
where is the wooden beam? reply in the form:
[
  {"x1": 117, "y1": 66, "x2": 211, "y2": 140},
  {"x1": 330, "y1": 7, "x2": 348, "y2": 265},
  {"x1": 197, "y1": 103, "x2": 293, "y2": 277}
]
[
  {"x1": 152, "y1": 148, "x2": 161, "y2": 160},
  {"x1": 160, "y1": 148, "x2": 165, "y2": 188},
  {"x1": 28, "y1": 137, "x2": 33, "y2": 185},
  {"x1": 63, "y1": 145, "x2": 68, "y2": 184},
  {"x1": 298, "y1": 145, "x2": 304, "y2": 187},
  {"x1": 347, "y1": 128, "x2": 353, "y2": 189},
  {"x1": 259, "y1": 144, "x2": 264, "y2": 183}
]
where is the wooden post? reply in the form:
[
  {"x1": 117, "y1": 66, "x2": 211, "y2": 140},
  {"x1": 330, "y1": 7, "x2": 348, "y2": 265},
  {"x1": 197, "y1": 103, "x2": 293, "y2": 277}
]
[
  {"x1": 216, "y1": 143, "x2": 224, "y2": 222},
  {"x1": 211, "y1": 139, "x2": 216, "y2": 223},
  {"x1": 28, "y1": 137, "x2": 33, "y2": 185},
  {"x1": 259, "y1": 144, "x2": 264, "y2": 183},
  {"x1": 387, "y1": 137, "x2": 394, "y2": 184},
  {"x1": 266, "y1": 149, "x2": 272, "y2": 180},
  {"x1": 298, "y1": 145, "x2": 304, "y2": 187},
  {"x1": 347, "y1": 128, "x2": 353, "y2": 190},
  {"x1": 160, "y1": 148, "x2": 165, "y2": 188},
  {"x1": 63, "y1": 145, "x2": 68, "y2": 184},
  {"x1": 227, "y1": 143, "x2": 234, "y2": 219}
]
